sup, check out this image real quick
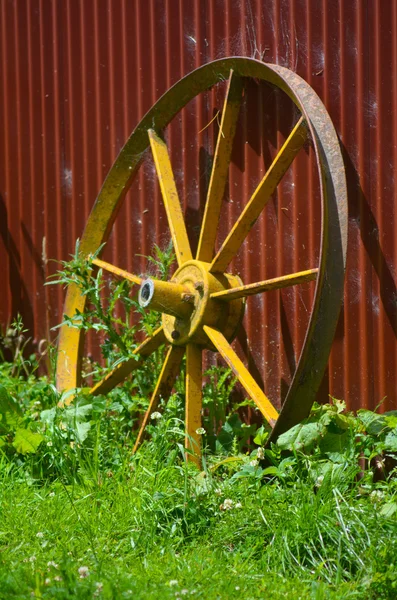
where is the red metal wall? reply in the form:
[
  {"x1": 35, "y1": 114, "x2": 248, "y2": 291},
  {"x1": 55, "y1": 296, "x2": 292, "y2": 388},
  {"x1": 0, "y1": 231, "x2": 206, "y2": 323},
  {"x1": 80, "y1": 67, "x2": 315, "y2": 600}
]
[{"x1": 1, "y1": 0, "x2": 396, "y2": 413}]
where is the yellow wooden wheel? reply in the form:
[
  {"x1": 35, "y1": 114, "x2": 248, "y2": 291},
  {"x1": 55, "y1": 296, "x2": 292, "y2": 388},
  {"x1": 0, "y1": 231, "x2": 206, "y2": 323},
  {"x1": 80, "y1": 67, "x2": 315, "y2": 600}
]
[{"x1": 56, "y1": 58, "x2": 347, "y2": 464}]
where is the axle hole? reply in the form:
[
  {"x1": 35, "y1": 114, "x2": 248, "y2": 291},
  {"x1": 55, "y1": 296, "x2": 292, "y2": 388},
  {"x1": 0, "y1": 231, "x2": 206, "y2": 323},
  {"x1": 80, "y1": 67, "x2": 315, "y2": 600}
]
[
  {"x1": 139, "y1": 279, "x2": 154, "y2": 307},
  {"x1": 141, "y1": 283, "x2": 151, "y2": 302}
]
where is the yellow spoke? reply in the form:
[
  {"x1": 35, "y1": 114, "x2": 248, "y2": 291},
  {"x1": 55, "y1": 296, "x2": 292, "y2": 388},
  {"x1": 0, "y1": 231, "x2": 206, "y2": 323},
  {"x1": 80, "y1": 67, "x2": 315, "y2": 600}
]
[
  {"x1": 89, "y1": 327, "x2": 166, "y2": 397},
  {"x1": 196, "y1": 70, "x2": 243, "y2": 262},
  {"x1": 209, "y1": 117, "x2": 308, "y2": 273},
  {"x1": 211, "y1": 268, "x2": 319, "y2": 302},
  {"x1": 185, "y1": 343, "x2": 203, "y2": 465},
  {"x1": 91, "y1": 258, "x2": 142, "y2": 286},
  {"x1": 148, "y1": 129, "x2": 192, "y2": 266},
  {"x1": 133, "y1": 345, "x2": 185, "y2": 453},
  {"x1": 203, "y1": 326, "x2": 278, "y2": 427}
]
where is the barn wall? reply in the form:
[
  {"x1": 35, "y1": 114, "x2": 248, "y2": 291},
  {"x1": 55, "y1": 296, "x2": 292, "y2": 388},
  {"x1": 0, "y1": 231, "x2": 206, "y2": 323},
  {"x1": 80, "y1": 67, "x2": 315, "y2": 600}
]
[{"x1": 1, "y1": 0, "x2": 396, "y2": 412}]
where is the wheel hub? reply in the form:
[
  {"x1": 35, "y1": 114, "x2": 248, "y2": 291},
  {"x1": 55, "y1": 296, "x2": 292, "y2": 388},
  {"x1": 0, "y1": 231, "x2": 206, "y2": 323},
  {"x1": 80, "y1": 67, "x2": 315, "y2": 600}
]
[{"x1": 138, "y1": 260, "x2": 245, "y2": 348}]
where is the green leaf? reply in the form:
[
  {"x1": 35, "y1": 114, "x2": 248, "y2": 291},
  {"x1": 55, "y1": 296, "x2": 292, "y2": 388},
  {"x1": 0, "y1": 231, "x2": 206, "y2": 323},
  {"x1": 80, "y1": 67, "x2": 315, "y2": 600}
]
[
  {"x1": 357, "y1": 410, "x2": 386, "y2": 435},
  {"x1": 333, "y1": 414, "x2": 351, "y2": 431},
  {"x1": 41, "y1": 408, "x2": 56, "y2": 425},
  {"x1": 380, "y1": 502, "x2": 397, "y2": 518},
  {"x1": 384, "y1": 430, "x2": 397, "y2": 452},
  {"x1": 261, "y1": 466, "x2": 279, "y2": 476},
  {"x1": 75, "y1": 421, "x2": 91, "y2": 442},
  {"x1": 319, "y1": 431, "x2": 350, "y2": 455},
  {"x1": 254, "y1": 425, "x2": 269, "y2": 446},
  {"x1": 333, "y1": 398, "x2": 346, "y2": 413},
  {"x1": 65, "y1": 402, "x2": 92, "y2": 423},
  {"x1": 384, "y1": 412, "x2": 397, "y2": 429},
  {"x1": 13, "y1": 428, "x2": 43, "y2": 455},
  {"x1": 0, "y1": 385, "x2": 22, "y2": 417},
  {"x1": 230, "y1": 465, "x2": 263, "y2": 482},
  {"x1": 277, "y1": 421, "x2": 326, "y2": 452}
]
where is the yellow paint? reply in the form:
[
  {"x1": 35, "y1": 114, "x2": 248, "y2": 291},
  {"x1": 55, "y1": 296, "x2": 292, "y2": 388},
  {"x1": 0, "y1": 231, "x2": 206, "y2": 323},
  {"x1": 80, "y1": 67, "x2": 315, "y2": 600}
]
[
  {"x1": 209, "y1": 117, "x2": 308, "y2": 274},
  {"x1": 203, "y1": 326, "x2": 278, "y2": 427},
  {"x1": 133, "y1": 345, "x2": 185, "y2": 453},
  {"x1": 148, "y1": 129, "x2": 193, "y2": 266},
  {"x1": 185, "y1": 343, "x2": 203, "y2": 465},
  {"x1": 91, "y1": 258, "x2": 142, "y2": 285},
  {"x1": 56, "y1": 284, "x2": 87, "y2": 392},
  {"x1": 211, "y1": 268, "x2": 319, "y2": 302},
  {"x1": 139, "y1": 278, "x2": 193, "y2": 319},
  {"x1": 157, "y1": 260, "x2": 244, "y2": 347},
  {"x1": 196, "y1": 70, "x2": 243, "y2": 262}
]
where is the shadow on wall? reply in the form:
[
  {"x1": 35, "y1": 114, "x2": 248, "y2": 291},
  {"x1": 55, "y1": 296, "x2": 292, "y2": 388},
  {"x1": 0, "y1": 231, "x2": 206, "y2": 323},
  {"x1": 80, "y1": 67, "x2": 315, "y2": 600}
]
[
  {"x1": 342, "y1": 144, "x2": 397, "y2": 340},
  {"x1": 0, "y1": 194, "x2": 35, "y2": 340}
]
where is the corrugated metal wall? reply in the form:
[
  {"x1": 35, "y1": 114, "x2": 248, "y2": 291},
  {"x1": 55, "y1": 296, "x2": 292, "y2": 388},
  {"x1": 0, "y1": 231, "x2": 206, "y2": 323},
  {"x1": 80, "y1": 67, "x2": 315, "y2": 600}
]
[{"x1": 1, "y1": 0, "x2": 396, "y2": 413}]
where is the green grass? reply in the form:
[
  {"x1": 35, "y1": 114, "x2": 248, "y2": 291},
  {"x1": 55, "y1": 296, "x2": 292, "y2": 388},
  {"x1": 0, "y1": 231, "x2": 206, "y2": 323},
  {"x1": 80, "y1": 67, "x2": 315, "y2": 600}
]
[
  {"x1": 1, "y1": 415, "x2": 397, "y2": 600},
  {"x1": 1, "y1": 277, "x2": 397, "y2": 599}
]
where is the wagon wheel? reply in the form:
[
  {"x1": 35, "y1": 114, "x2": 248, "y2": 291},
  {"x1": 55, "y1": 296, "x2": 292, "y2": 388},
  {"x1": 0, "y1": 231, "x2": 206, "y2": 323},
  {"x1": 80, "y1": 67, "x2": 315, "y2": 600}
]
[{"x1": 56, "y1": 58, "x2": 347, "y2": 465}]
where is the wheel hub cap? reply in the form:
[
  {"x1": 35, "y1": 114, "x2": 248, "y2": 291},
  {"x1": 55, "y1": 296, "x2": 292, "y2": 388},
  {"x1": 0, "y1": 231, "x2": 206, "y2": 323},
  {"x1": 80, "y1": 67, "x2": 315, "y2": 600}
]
[{"x1": 138, "y1": 260, "x2": 245, "y2": 348}]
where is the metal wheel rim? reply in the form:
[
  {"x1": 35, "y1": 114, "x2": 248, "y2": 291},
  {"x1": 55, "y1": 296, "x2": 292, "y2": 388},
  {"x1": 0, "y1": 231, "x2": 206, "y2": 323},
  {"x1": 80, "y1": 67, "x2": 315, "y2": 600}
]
[{"x1": 56, "y1": 57, "x2": 348, "y2": 447}]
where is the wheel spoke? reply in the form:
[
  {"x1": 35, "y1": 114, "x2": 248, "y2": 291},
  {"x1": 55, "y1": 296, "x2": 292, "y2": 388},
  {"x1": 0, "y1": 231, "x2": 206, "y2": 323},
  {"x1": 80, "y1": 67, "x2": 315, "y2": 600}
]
[
  {"x1": 211, "y1": 268, "x2": 319, "y2": 302},
  {"x1": 185, "y1": 343, "x2": 203, "y2": 465},
  {"x1": 204, "y1": 326, "x2": 278, "y2": 427},
  {"x1": 148, "y1": 129, "x2": 193, "y2": 266},
  {"x1": 133, "y1": 345, "x2": 185, "y2": 453},
  {"x1": 196, "y1": 70, "x2": 243, "y2": 262},
  {"x1": 209, "y1": 117, "x2": 308, "y2": 274},
  {"x1": 89, "y1": 327, "x2": 166, "y2": 397},
  {"x1": 91, "y1": 258, "x2": 142, "y2": 286}
]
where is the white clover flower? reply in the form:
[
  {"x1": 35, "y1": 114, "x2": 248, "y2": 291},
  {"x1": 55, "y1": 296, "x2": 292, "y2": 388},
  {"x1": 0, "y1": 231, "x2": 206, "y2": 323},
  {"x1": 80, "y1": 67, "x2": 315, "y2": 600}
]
[
  {"x1": 249, "y1": 459, "x2": 259, "y2": 467},
  {"x1": 54, "y1": 576, "x2": 63, "y2": 582},
  {"x1": 47, "y1": 441, "x2": 53, "y2": 447},
  {"x1": 78, "y1": 566, "x2": 90, "y2": 579},
  {"x1": 94, "y1": 582, "x2": 103, "y2": 595},
  {"x1": 220, "y1": 498, "x2": 234, "y2": 511},
  {"x1": 29, "y1": 555, "x2": 36, "y2": 562},
  {"x1": 151, "y1": 411, "x2": 162, "y2": 420},
  {"x1": 235, "y1": 502, "x2": 242, "y2": 509},
  {"x1": 235, "y1": 586, "x2": 240, "y2": 591},
  {"x1": 169, "y1": 580, "x2": 178, "y2": 586},
  {"x1": 375, "y1": 458, "x2": 385, "y2": 470},
  {"x1": 181, "y1": 590, "x2": 189, "y2": 596},
  {"x1": 315, "y1": 475, "x2": 324, "y2": 488},
  {"x1": 214, "y1": 488, "x2": 222, "y2": 496},
  {"x1": 256, "y1": 447, "x2": 265, "y2": 460},
  {"x1": 370, "y1": 490, "x2": 384, "y2": 503},
  {"x1": 44, "y1": 578, "x2": 51, "y2": 586},
  {"x1": 49, "y1": 492, "x2": 55, "y2": 497},
  {"x1": 195, "y1": 427, "x2": 206, "y2": 435},
  {"x1": 47, "y1": 561, "x2": 59, "y2": 569},
  {"x1": 36, "y1": 532, "x2": 44, "y2": 538}
]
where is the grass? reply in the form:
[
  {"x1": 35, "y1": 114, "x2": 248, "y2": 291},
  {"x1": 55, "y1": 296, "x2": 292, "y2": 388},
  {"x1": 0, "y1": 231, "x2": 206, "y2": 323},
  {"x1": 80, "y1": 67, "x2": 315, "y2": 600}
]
[{"x1": 1, "y1": 399, "x2": 397, "y2": 600}]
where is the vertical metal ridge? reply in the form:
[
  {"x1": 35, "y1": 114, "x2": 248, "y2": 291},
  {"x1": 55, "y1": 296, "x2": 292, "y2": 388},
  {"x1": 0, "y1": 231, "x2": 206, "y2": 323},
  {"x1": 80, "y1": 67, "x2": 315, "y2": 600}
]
[
  {"x1": 0, "y1": 0, "x2": 11, "y2": 324},
  {"x1": 356, "y1": 0, "x2": 373, "y2": 411}
]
